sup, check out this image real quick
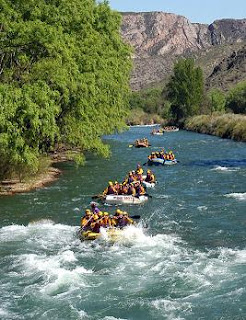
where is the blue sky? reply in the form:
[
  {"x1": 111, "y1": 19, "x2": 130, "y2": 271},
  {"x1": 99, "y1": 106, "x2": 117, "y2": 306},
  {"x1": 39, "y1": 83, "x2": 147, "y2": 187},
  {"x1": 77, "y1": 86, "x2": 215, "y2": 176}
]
[{"x1": 108, "y1": 0, "x2": 246, "y2": 23}]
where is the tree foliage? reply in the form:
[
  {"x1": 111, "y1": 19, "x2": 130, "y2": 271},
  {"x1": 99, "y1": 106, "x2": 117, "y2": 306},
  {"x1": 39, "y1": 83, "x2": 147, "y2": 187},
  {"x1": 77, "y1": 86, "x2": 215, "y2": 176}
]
[
  {"x1": 208, "y1": 89, "x2": 226, "y2": 114},
  {"x1": 166, "y1": 59, "x2": 204, "y2": 122},
  {"x1": 226, "y1": 81, "x2": 246, "y2": 114},
  {"x1": 0, "y1": 0, "x2": 132, "y2": 179},
  {"x1": 129, "y1": 88, "x2": 164, "y2": 115}
]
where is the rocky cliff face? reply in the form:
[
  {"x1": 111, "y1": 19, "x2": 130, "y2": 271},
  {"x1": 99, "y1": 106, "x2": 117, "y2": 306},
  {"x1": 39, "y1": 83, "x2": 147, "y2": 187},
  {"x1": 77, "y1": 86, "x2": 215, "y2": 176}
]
[
  {"x1": 207, "y1": 45, "x2": 246, "y2": 90},
  {"x1": 120, "y1": 12, "x2": 246, "y2": 90}
]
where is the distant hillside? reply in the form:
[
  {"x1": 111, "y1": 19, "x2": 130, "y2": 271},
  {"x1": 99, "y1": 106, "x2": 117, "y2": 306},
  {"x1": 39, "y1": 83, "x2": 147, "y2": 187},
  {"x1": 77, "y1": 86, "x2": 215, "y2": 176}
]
[
  {"x1": 120, "y1": 12, "x2": 246, "y2": 90},
  {"x1": 206, "y1": 45, "x2": 246, "y2": 91}
]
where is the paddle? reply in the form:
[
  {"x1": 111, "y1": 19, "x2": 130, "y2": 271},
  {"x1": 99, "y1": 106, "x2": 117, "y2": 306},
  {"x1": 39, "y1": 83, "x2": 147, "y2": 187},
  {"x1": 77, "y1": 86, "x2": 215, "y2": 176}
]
[
  {"x1": 92, "y1": 194, "x2": 105, "y2": 200},
  {"x1": 145, "y1": 193, "x2": 152, "y2": 199},
  {"x1": 129, "y1": 215, "x2": 141, "y2": 219}
]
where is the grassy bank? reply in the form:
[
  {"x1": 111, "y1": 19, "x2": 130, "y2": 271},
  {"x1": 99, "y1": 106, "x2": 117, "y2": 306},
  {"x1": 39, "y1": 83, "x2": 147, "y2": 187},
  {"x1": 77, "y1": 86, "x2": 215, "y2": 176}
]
[{"x1": 185, "y1": 113, "x2": 246, "y2": 142}]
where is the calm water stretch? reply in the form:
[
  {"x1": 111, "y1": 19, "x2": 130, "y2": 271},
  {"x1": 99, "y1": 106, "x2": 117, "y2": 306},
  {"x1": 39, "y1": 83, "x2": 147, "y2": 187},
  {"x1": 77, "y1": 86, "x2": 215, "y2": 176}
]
[{"x1": 0, "y1": 127, "x2": 246, "y2": 320}]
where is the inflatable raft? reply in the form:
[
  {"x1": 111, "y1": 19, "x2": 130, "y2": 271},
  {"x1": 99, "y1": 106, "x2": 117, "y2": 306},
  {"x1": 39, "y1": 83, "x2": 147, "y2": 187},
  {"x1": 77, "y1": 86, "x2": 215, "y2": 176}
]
[
  {"x1": 104, "y1": 194, "x2": 148, "y2": 205},
  {"x1": 148, "y1": 158, "x2": 178, "y2": 166},
  {"x1": 80, "y1": 228, "x2": 125, "y2": 241}
]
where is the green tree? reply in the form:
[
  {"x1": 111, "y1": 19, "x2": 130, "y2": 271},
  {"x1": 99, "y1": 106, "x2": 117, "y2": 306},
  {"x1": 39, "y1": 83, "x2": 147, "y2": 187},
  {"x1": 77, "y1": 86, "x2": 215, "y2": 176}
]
[
  {"x1": 208, "y1": 89, "x2": 226, "y2": 114},
  {"x1": 166, "y1": 59, "x2": 204, "y2": 122},
  {"x1": 226, "y1": 81, "x2": 246, "y2": 114},
  {"x1": 0, "y1": 0, "x2": 132, "y2": 179}
]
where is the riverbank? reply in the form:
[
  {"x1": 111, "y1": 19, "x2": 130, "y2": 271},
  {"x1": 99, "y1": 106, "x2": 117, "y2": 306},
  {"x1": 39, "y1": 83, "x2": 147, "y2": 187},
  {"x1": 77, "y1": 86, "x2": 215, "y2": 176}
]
[
  {"x1": 0, "y1": 166, "x2": 61, "y2": 196},
  {"x1": 184, "y1": 113, "x2": 246, "y2": 142},
  {"x1": 0, "y1": 147, "x2": 82, "y2": 196}
]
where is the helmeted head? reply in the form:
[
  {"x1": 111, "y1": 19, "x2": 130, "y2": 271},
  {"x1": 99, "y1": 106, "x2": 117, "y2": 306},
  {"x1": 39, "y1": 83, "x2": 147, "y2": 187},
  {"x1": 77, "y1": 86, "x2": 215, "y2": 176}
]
[
  {"x1": 104, "y1": 212, "x2": 109, "y2": 216},
  {"x1": 114, "y1": 181, "x2": 118, "y2": 185},
  {"x1": 147, "y1": 169, "x2": 151, "y2": 174},
  {"x1": 85, "y1": 209, "x2": 91, "y2": 216},
  {"x1": 115, "y1": 208, "x2": 121, "y2": 215},
  {"x1": 90, "y1": 202, "x2": 96, "y2": 208},
  {"x1": 98, "y1": 212, "x2": 103, "y2": 217},
  {"x1": 108, "y1": 181, "x2": 113, "y2": 186}
]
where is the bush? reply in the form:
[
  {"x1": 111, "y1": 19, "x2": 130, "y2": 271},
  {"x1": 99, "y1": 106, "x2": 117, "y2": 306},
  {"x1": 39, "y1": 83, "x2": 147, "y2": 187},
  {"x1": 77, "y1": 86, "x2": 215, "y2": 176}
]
[{"x1": 185, "y1": 114, "x2": 246, "y2": 141}]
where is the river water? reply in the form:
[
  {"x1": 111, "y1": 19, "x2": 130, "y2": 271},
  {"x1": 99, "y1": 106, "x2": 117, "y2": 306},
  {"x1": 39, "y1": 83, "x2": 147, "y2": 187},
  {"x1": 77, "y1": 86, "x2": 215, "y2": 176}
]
[{"x1": 0, "y1": 127, "x2": 246, "y2": 320}]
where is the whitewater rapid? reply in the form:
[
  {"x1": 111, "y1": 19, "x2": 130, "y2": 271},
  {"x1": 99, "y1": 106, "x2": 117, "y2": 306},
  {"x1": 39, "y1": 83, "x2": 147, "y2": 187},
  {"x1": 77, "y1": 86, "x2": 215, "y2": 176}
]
[{"x1": 1, "y1": 220, "x2": 245, "y2": 320}]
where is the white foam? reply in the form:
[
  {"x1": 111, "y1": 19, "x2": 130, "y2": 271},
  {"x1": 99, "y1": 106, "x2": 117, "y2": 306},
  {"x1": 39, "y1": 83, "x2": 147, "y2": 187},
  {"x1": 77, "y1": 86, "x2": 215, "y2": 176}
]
[
  {"x1": 1, "y1": 221, "x2": 246, "y2": 318},
  {"x1": 211, "y1": 166, "x2": 239, "y2": 172},
  {"x1": 102, "y1": 317, "x2": 128, "y2": 320},
  {"x1": 197, "y1": 206, "x2": 208, "y2": 211},
  {"x1": 151, "y1": 298, "x2": 192, "y2": 320},
  {"x1": 225, "y1": 192, "x2": 246, "y2": 201}
]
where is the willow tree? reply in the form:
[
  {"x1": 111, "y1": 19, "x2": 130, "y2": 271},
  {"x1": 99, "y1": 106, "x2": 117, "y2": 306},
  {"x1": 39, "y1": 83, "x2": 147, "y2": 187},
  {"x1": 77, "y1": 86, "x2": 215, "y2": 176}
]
[
  {"x1": 0, "y1": 0, "x2": 132, "y2": 179},
  {"x1": 166, "y1": 59, "x2": 204, "y2": 123}
]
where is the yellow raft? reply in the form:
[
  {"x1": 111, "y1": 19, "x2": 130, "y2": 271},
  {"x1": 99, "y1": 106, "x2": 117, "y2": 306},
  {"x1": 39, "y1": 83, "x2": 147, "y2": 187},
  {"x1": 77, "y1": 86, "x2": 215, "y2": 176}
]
[{"x1": 80, "y1": 228, "x2": 125, "y2": 241}]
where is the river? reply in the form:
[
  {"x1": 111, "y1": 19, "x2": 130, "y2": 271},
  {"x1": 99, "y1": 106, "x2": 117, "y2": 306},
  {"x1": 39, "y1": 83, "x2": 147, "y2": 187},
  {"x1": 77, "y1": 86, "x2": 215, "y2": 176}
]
[{"x1": 0, "y1": 127, "x2": 246, "y2": 320}]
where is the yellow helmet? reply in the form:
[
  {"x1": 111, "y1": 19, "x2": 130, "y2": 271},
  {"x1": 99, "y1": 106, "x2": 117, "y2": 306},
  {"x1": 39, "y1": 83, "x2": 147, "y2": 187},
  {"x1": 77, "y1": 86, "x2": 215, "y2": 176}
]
[
  {"x1": 98, "y1": 212, "x2": 103, "y2": 217},
  {"x1": 104, "y1": 212, "x2": 109, "y2": 216},
  {"x1": 115, "y1": 181, "x2": 118, "y2": 184},
  {"x1": 85, "y1": 209, "x2": 91, "y2": 215},
  {"x1": 116, "y1": 209, "x2": 121, "y2": 215},
  {"x1": 147, "y1": 170, "x2": 151, "y2": 173},
  {"x1": 93, "y1": 214, "x2": 99, "y2": 220},
  {"x1": 108, "y1": 181, "x2": 113, "y2": 186}
]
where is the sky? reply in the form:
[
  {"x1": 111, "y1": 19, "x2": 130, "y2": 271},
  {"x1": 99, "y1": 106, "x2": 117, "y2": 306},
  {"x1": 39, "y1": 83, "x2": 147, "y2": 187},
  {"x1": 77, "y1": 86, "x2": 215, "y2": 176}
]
[{"x1": 108, "y1": 0, "x2": 246, "y2": 24}]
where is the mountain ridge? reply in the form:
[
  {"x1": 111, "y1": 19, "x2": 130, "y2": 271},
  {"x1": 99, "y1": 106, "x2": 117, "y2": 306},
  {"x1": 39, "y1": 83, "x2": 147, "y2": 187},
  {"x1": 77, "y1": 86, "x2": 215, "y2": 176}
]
[{"x1": 120, "y1": 12, "x2": 246, "y2": 90}]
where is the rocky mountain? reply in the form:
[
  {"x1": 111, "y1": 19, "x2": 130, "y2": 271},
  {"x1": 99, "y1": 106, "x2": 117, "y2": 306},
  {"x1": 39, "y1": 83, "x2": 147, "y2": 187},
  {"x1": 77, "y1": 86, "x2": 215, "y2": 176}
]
[
  {"x1": 206, "y1": 45, "x2": 246, "y2": 90},
  {"x1": 120, "y1": 12, "x2": 246, "y2": 90}
]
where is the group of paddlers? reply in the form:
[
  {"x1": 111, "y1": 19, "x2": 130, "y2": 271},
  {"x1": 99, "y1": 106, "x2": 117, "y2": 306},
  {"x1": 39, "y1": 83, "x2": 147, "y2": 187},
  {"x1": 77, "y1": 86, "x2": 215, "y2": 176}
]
[
  {"x1": 80, "y1": 164, "x2": 155, "y2": 234},
  {"x1": 102, "y1": 164, "x2": 155, "y2": 197},
  {"x1": 151, "y1": 128, "x2": 163, "y2": 135},
  {"x1": 148, "y1": 150, "x2": 175, "y2": 161},
  {"x1": 134, "y1": 138, "x2": 150, "y2": 148},
  {"x1": 80, "y1": 204, "x2": 134, "y2": 233}
]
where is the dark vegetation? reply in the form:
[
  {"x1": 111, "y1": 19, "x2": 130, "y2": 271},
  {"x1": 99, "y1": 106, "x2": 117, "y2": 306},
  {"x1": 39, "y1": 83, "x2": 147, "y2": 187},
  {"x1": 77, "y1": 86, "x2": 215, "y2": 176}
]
[{"x1": 0, "y1": 0, "x2": 132, "y2": 180}]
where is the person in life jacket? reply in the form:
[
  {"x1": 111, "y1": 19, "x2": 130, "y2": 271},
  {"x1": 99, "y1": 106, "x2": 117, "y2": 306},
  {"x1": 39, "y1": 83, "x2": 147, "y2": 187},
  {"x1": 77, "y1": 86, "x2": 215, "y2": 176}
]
[
  {"x1": 114, "y1": 181, "x2": 120, "y2": 193},
  {"x1": 135, "y1": 182, "x2": 146, "y2": 197},
  {"x1": 90, "y1": 214, "x2": 100, "y2": 233},
  {"x1": 121, "y1": 184, "x2": 128, "y2": 195},
  {"x1": 169, "y1": 151, "x2": 175, "y2": 160},
  {"x1": 145, "y1": 170, "x2": 155, "y2": 183},
  {"x1": 136, "y1": 164, "x2": 144, "y2": 175},
  {"x1": 111, "y1": 209, "x2": 122, "y2": 227},
  {"x1": 116, "y1": 211, "x2": 134, "y2": 228},
  {"x1": 103, "y1": 181, "x2": 117, "y2": 196},
  {"x1": 100, "y1": 212, "x2": 111, "y2": 228},
  {"x1": 127, "y1": 183, "x2": 136, "y2": 196},
  {"x1": 80, "y1": 209, "x2": 93, "y2": 229},
  {"x1": 90, "y1": 202, "x2": 100, "y2": 214},
  {"x1": 125, "y1": 172, "x2": 135, "y2": 185},
  {"x1": 135, "y1": 173, "x2": 143, "y2": 182}
]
